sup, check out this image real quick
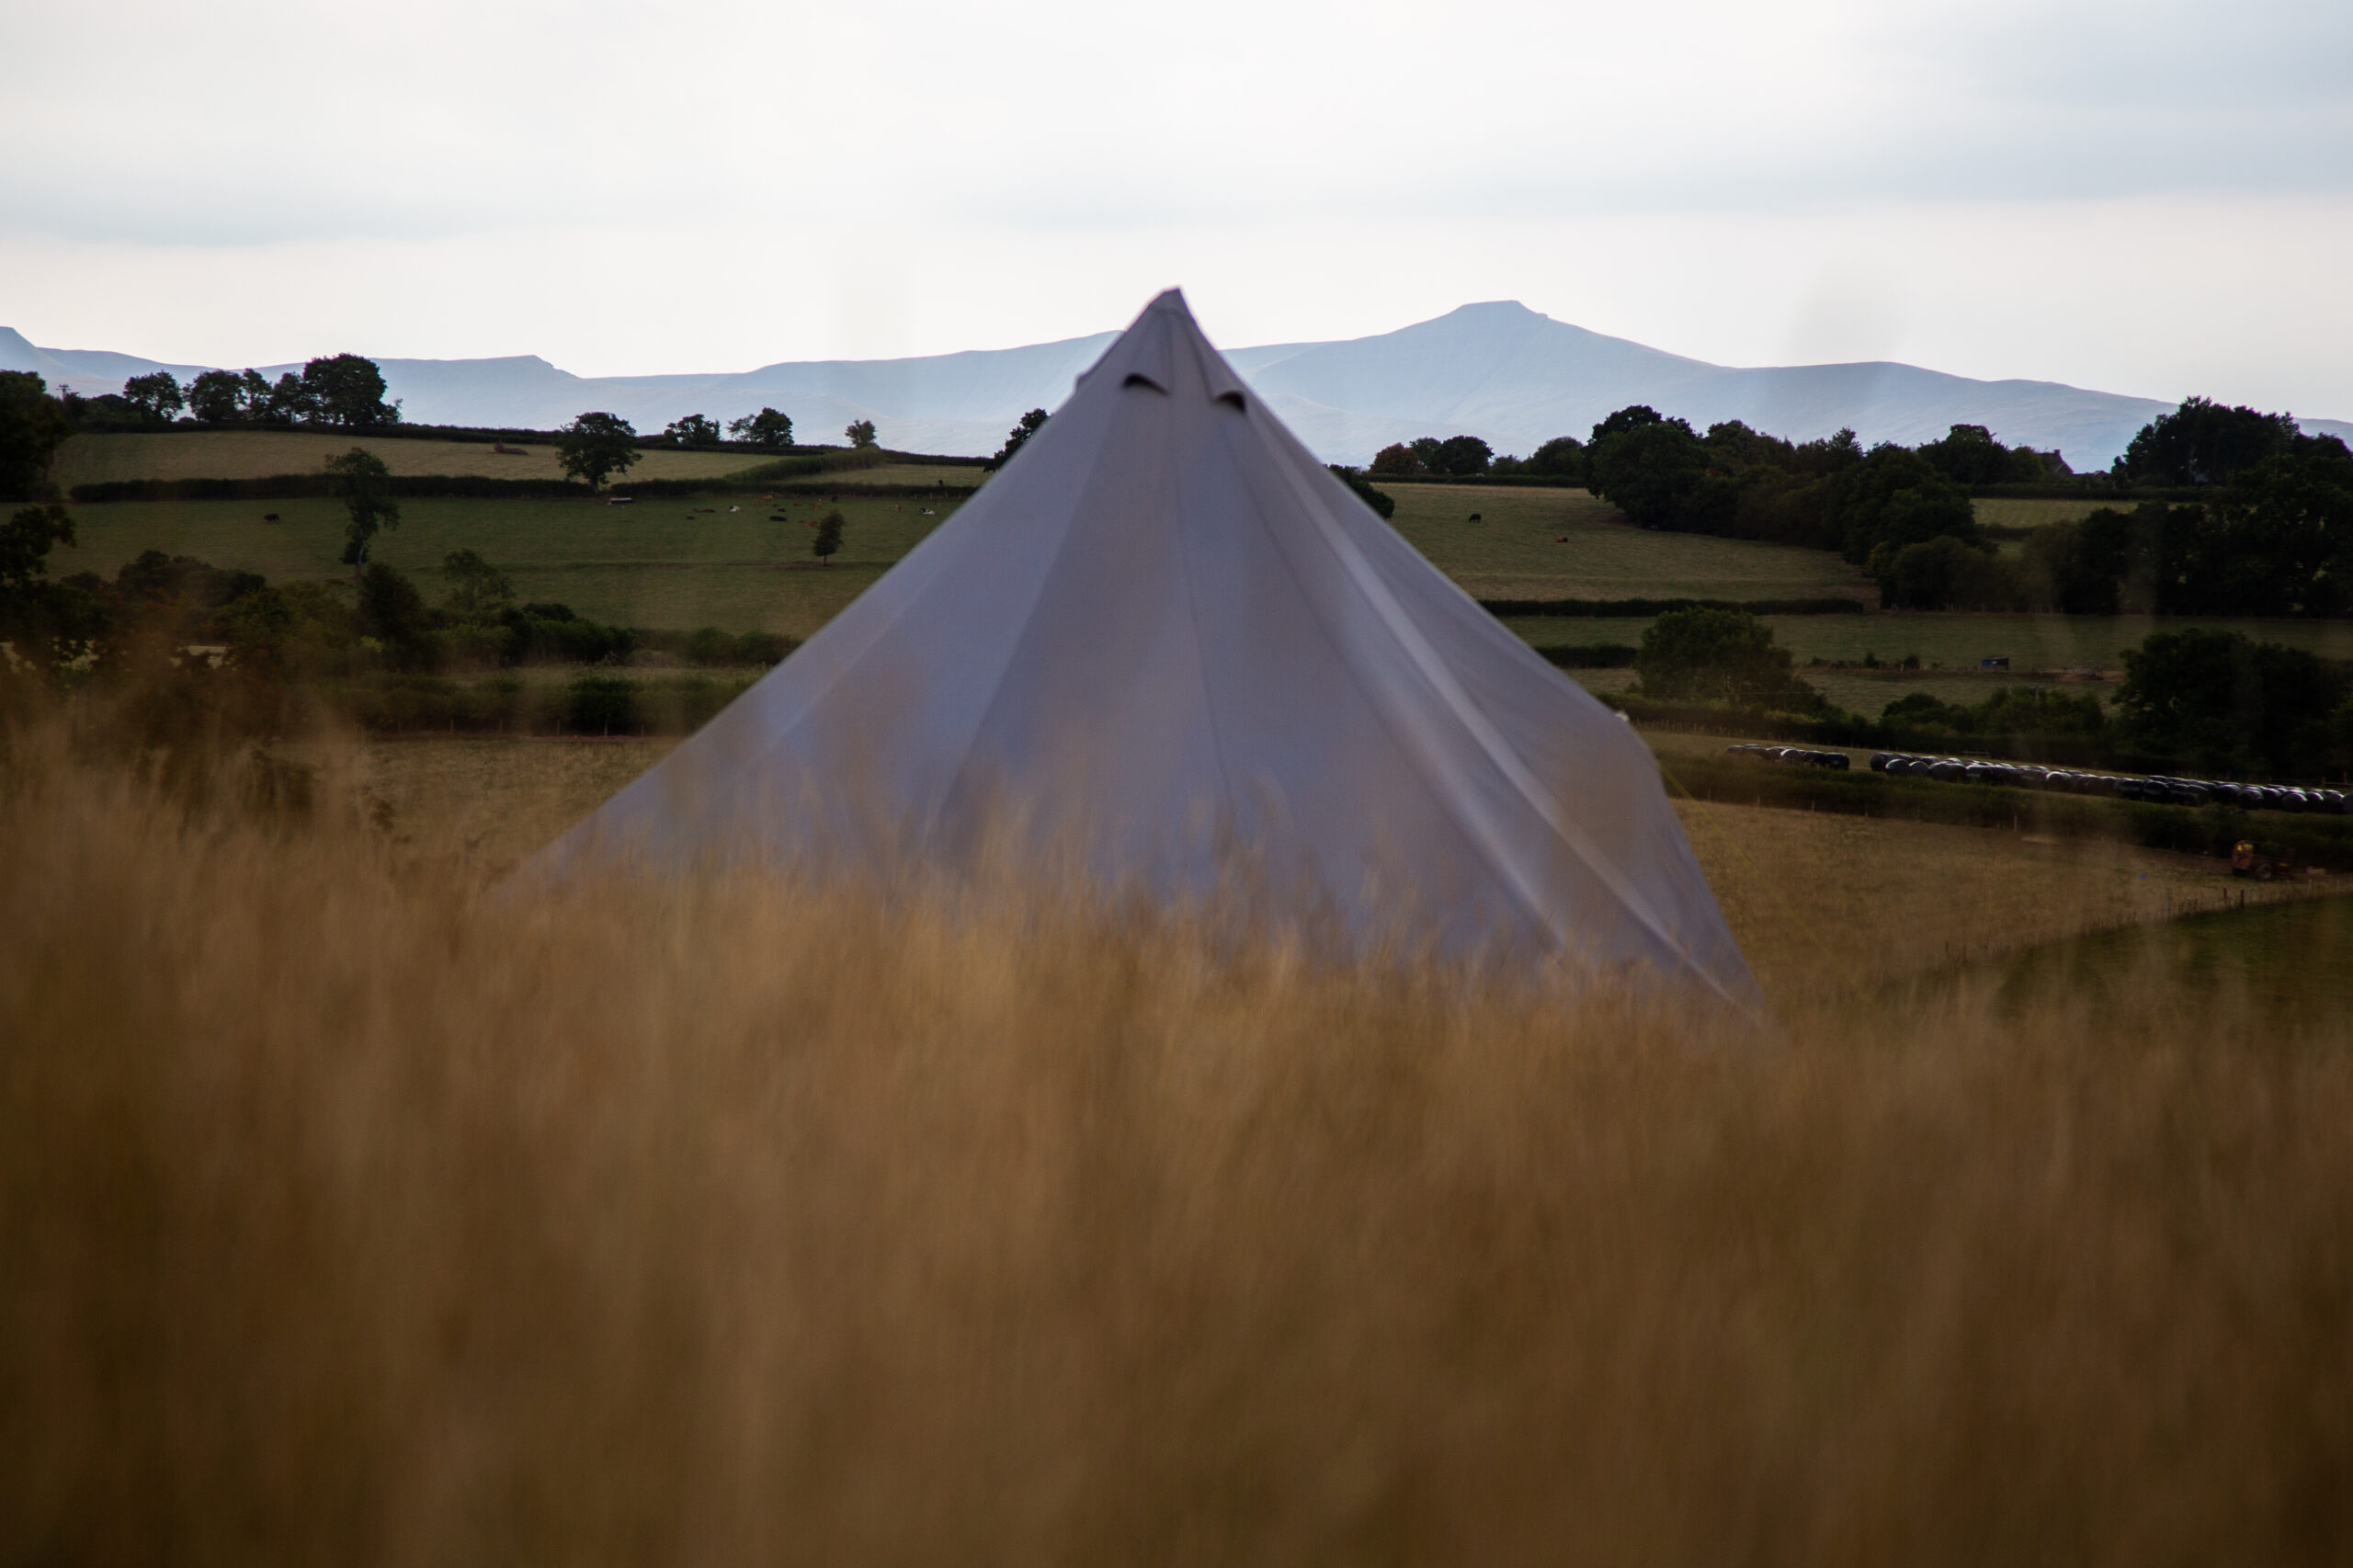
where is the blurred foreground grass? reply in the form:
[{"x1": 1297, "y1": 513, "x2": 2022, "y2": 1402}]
[{"x1": 4, "y1": 722, "x2": 2347, "y2": 1565}]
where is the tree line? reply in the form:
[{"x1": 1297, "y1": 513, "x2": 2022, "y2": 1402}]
[
  {"x1": 132, "y1": 355, "x2": 403, "y2": 429},
  {"x1": 1358, "y1": 395, "x2": 2353, "y2": 619},
  {"x1": 0, "y1": 352, "x2": 851, "y2": 506}
]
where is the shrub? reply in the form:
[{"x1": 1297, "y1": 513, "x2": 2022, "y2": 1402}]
[
  {"x1": 1873, "y1": 536, "x2": 2021, "y2": 610},
  {"x1": 1328, "y1": 466, "x2": 1395, "y2": 519},
  {"x1": 565, "y1": 676, "x2": 639, "y2": 734},
  {"x1": 1635, "y1": 608, "x2": 1824, "y2": 711}
]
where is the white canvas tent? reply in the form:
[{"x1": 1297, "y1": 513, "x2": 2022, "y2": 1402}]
[{"x1": 533, "y1": 290, "x2": 1756, "y2": 1003}]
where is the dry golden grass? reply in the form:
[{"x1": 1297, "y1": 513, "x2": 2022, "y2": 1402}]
[
  {"x1": 5, "y1": 722, "x2": 2350, "y2": 1565},
  {"x1": 5, "y1": 724, "x2": 2353, "y2": 1562}
]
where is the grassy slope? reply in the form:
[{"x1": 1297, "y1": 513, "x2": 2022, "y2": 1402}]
[{"x1": 1383, "y1": 483, "x2": 1870, "y2": 602}]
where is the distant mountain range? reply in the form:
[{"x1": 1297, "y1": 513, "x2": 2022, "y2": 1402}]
[{"x1": 7, "y1": 304, "x2": 2347, "y2": 469}]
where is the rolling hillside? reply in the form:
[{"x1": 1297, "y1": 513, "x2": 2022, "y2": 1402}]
[{"x1": 12, "y1": 309, "x2": 2350, "y2": 469}]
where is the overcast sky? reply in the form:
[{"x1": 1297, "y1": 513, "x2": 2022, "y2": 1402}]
[{"x1": 5, "y1": 0, "x2": 2349, "y2": 413}]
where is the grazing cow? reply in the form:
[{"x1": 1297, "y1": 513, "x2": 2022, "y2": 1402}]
[{"x1": 1468, "y1": 513, "x2": 1483, "y2": 522}]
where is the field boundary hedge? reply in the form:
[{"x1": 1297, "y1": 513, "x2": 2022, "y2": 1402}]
[
  {"x1": 1970, "y1": 481, "x2": 2209, "y2": 503},
  {"x1": 1354, "y1": 472, "x2": 1586, "y2": 488},
  {"x1": 1540, "y1": 644, "x2": 1638, "y2": 669},
  {"x1": 330, "y1": 674, "x2": 760, "y2": 736}
]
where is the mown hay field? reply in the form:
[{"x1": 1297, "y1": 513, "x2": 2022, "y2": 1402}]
[{"x1": 5, "y1": 721, "x2": 2348, "y2": 1566}]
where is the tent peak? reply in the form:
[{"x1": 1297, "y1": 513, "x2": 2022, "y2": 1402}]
[{"x1": 1089, "y1": 287, "x2": 1247, "y2": 411}]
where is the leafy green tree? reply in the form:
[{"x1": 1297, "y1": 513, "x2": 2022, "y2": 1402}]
[
  {"x1": 439, "y1": 549, "x2": 514, "y2": 621},
  {"x1": 1523, "y1": 436, "x2": 1586, "y2": 479},
  {"x1": 121, "y1": 371, "x2": 185, "y2": 424},
  {"x1": 0, "y1": 503, "x2": 105, "y2": 671},
  {"x1": 1635, "y1": 608, "x2": 1821, "y2": 710},
  {"x1": 298, "y1": 354, "x2": 399, "y2": 427},
  {"x1": 185, "y1": 369, "x2": 246, "y2": 424},
  {"x1": 355, "y1": 562, "x2": 437, "y2": 671},
  {"x1": 1408, "y1": 437, "x2": 1446, "y2": 473},
  {"x1": 2116, "y1": 628, "x2": 2349, "y2": 778},
  {"x1": 1834, "y1": 444, "x2": 1979, "y2": 564},
  {"x1": 727, "y1": 407, "x2": 794, "y2": 449},
  {"x1": 324, "y1": 448, "x2": 401, "y2": 567},
  {"x1": 1588, "y1": 405, "x2": 1665, "y2": 446},
  {"x1": 2017, "y1": 508, "x2": 2135, "y2": 614},
  {"x1": 844, "y1": 419, "x2": 879, "y2": 449},
  {"x1": 664, "y1": 413, "x2": 722, "y2": 448},
  {"x1": 1368, "y1": 442, "x2": 1422, "y2": 476},
  {"x1": 812, "y1": 509, "x2": 845, "y2": 564},
  {"x1": 555, "y1": 412, "x2": 642, "y2": 492},
  {"x1": 1588, "y1": 415, "x2": 1709, "y2": 528},
  {"x1": 260, "y1": 370, "x2": 313, "y2": 426},
  {"x1": 2111, "y1": 437, "x2": 2353, "y2": 619},
  {"x1": 2119, "y1": 397, "x2": 2301, "y2": 487},
  {"x1": 1327, "y1": 465, "x2": 1395, "y2": 518},
  {"x1": 986, "y1": 409, "x2": 1047, "y2": 471},
  {"x1": 2183, "y1": 440, "x2": 2353, "y2": 617},
  {"x1": 1916, "y1": 424, "x2": 2013, "y2": 486},
  {"x1": 1432, "y1": 435, "x2": 1492, "y2": 476},
  {"x1": 0, "y1": 372, "x2": 73, "y2": 501}
]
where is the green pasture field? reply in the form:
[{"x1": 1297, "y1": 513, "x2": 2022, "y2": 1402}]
[
  {"x1": 54, "y1": 494, "x2": 963, "y2": 638},
  {"x1": 56, "y1": 481, "x2": 1866, "y2": 636},
  {"x1": 1972, "y1": 496, "x2": 2123, "y2": 531},
  {"x1": 56, "y1": 481, "x2": 2353, "y2": 672},
  {"x1": 1383, "y1": 483, "x2": 1872, "y2": 603},
  {"x1": 51, "y1": 432, "x2": 987, "y2": 492},
  {"x1": 50, "y1": 431, "x2": 761, "y2": 488},
  {"x1": 783, "y1": 462, "x2": 986, "y2": 489}
]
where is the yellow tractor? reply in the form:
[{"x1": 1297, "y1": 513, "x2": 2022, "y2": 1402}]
[{"x1": 2230, "y1": 840, "x2": 2298, "y2": 881}]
